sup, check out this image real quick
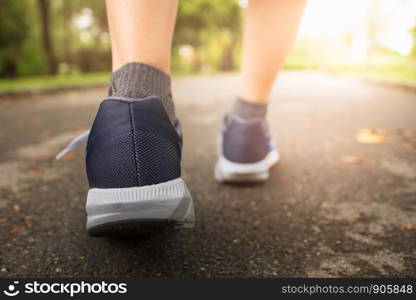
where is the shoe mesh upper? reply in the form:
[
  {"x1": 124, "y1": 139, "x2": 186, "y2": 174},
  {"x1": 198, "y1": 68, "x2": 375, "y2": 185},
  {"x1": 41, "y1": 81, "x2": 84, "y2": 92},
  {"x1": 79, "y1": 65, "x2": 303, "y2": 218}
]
[
  {"x1": 86, "y1": 97, "x2": 181, "y2": 189},
  {"x1": 134, "y1": 130, "x2": 180, "y2": 186}
]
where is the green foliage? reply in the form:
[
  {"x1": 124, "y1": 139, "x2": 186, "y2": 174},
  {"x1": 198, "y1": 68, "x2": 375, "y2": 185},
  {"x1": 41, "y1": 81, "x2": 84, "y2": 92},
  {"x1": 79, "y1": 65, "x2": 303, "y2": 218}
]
[
  {"x1": 17, "y1": 0, "x2": 49, "y2": 76},
  {"x1": 0, "y1": 0, "x2": 243, "y2": 79},
  {"x1": 0, "y1": 0, "x2": 414, "y2": 90},
  {"x1": 0, "y1": 72, "x2": 109, "y2": 92},
  {"x1": 173, "y1": 0, "x2": 242, "y2": 73},
  {"x1": 0, "y1": 0, "x2": 30, "y2": 77},
  {"x1": 0, "y1": 0, "x2": 111, "y2": 78},
  {"x1": 284, "y1": 44, "x2": 416, "y2": 86}
]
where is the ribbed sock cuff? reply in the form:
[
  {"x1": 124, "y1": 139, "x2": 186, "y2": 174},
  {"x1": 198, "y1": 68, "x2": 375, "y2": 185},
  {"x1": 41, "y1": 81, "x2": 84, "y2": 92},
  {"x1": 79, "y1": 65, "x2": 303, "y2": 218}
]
[
  {"x1": 232, "y1": 97, "x2": 268, "y2": 119},
  {"x1": 109, "y1": 62, "x2": 176, "y2": 124}
]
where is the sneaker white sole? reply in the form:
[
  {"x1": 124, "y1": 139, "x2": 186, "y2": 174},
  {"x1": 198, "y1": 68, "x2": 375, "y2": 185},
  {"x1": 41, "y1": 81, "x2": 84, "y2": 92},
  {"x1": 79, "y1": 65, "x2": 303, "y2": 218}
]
[
  {"x1": 85, "y1": 178, "x2": 195, "y2": 236},
  {"x1": 215, "y1": 149, "x2": 280, "y2": 183}
]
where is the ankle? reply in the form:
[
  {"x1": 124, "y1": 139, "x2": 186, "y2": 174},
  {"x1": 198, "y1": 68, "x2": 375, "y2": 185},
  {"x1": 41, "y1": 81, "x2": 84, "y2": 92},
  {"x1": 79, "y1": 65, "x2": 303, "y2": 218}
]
[
  {"x1": 109, "y1": 62, "x2": 176, "y2": 125},
  {"x1": 231, "y1": 97, "x2": 268, "y2": 119}
]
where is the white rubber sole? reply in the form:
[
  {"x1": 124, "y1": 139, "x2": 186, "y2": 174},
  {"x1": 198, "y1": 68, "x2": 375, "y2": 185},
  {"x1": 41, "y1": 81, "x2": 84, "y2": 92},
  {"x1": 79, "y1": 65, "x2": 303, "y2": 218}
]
[
  {"x1": 215, "y1": 149, "x2": 280, "y2": 183},
  {"x1": 85, "y1": 178, "x2": 195, "y2": 235}
]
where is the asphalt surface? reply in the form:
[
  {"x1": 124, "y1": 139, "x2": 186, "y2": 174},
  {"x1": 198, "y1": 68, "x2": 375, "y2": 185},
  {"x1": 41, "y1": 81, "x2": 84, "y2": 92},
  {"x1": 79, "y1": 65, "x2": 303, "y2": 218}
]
[{"x1": 0, "y1": 71, "x2": 415, "y2": 278}]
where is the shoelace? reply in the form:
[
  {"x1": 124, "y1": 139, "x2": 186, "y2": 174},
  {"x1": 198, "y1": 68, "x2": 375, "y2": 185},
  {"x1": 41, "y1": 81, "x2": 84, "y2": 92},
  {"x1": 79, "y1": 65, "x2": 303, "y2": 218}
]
[
  {"x1": 56, "y1": 130, "x2": 90, "y2": 160},
  {"x1": 56, "y1": 121, "x2": 182, "y2": 160}
]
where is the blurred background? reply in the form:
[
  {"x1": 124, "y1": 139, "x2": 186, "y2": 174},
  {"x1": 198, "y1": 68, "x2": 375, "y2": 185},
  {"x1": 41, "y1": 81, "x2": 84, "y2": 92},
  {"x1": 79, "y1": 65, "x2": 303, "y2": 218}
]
[
  {"x1": 1, "y1": 0, "x2": 416, "y2": 278},
  {"x1": 0, "y1": 0, "x2": 415, "y2": 92}
]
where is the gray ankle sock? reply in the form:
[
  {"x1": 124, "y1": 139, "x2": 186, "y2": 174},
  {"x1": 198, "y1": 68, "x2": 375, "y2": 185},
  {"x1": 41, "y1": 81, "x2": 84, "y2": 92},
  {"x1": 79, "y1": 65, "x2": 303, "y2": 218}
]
[
  {"x1": 231, "y1": 97, "x2": 268, "y2": 119},
  {"x1": 109, "y1": 62, "x2": 176, "y2": 125}
]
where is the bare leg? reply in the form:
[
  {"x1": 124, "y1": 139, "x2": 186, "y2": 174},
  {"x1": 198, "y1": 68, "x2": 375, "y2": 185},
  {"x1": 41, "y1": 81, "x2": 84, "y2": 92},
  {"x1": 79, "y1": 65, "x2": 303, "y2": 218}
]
[
  {"x1": 106, "y1": 0, "x2": 179, "y2": 73},
  {"x1": 82, "y1": 1, "x2": 194, "y2": 237},
  {"x1": 105, "y1": 0, "x2": 179, "y2": 124},
  {"x1": 217, "y1": 0, "x2": 307, "y2": 182},
  {"x1": 239, "y1": 0, "x2": 306, "y2": 103}
]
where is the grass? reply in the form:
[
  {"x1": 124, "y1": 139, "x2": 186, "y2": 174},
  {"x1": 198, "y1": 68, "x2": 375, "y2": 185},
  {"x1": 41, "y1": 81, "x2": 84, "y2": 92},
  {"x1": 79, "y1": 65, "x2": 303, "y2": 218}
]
[
  {"x1": 0, "y1": 72, "x2": 110, "y2": 93},
  {"x1": 326, "y1": 65, "x2": 416, "y2": 86},
  {"x1": 284, "y1": 48, "x2": 416, "y2": 87},
  {"x1": 1, "y1": 50, "x2": 415, "y2": 93}
]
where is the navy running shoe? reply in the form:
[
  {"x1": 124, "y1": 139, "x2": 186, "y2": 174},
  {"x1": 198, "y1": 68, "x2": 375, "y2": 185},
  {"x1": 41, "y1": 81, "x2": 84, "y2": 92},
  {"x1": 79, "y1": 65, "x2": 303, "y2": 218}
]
[
  {"x1": 58, "y1": 96, "x2": 195, "y2": 237},
  {"x1": 215, "y1": 114, "x2": 279, "y2": 183}
]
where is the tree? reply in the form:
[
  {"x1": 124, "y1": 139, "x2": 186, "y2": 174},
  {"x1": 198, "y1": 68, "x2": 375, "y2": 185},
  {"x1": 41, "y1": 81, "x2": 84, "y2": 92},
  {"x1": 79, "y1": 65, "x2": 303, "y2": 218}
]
[
  {"x1": 62, "y1": 0, "x2": 73, "y2": 72},
  {"x1": 174, "y1": 0, "x2": 242, "y2": 72},
  {"x1": 37, "y1": 0, "x2": 58, "y2": 75},
  {"x1": 0, "y1": 0, "x2": 29, "y2": 77}
]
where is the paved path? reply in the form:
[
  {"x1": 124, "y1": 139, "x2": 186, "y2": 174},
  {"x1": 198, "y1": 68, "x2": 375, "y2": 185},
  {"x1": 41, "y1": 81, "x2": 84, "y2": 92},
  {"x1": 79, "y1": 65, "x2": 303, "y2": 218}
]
[{"x1": 0, "y1": 71, "x2": 415, "y2": 277}]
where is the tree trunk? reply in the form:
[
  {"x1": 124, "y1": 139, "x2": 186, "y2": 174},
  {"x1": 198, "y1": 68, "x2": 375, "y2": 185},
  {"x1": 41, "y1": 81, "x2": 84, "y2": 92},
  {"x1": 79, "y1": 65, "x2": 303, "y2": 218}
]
[
  {"x1": 62, "y1": 0, "x2": 72, "y2": 72},
  {"x1": 220, "y1": 38, "x2": 237, "y2": 71},
  {"x1": 1, "y1": 59, "x2": 17, "y2": 78},
  {"x1": 37, "y1": 0, "x2": 58, "y2": 75}
]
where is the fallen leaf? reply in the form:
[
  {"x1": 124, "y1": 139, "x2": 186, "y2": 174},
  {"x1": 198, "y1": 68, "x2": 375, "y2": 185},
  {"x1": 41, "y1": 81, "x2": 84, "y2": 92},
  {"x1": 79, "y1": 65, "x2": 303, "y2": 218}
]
[
  {"x1": 9, "y1": 224, "x2": 22, "y2": 234},
  {"x1": 346, "y1": 217, "x2": 360, "y2": 225},
  {"x1": 402, "y1": 224, "x2": 416, "y2": 231},
  {"x1": 341, "y1": 155, "x2": 362, "y2": 164},
  {"x1": 29, "y1": 167, "x2": 42, "y2": 174},
  {"x1": 253, "y1": 220, "x2": 261, "y2": 226},
  {"x1": 13, "y1": 204, "x2": 21, "y2": 212},
  {"x1": 63, "y1": 152, "x2": 74, "y2": 160},
  {"x1": 356, "y1": 128, "x2": 386, "y2": 144}
]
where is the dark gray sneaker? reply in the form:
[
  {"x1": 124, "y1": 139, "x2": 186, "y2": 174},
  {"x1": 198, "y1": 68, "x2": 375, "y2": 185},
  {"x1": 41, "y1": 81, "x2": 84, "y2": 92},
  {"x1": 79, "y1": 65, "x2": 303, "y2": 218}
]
[
  {"x1": 215, "y1": 114, "x2": 279, "y2": 183},
  {"x1": 57, "y1": 96, "x2": 195, "y2": 237}
]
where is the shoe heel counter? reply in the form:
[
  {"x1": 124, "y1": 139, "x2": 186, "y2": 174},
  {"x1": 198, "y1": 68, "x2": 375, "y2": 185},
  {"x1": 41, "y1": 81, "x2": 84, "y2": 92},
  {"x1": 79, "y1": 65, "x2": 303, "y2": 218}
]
[
  {"x1": 222, "y1": 117, "x2": 270, "y2": 164},
  {"x1": 86, "y1": 97, "x2": 181, "y2": 188}
]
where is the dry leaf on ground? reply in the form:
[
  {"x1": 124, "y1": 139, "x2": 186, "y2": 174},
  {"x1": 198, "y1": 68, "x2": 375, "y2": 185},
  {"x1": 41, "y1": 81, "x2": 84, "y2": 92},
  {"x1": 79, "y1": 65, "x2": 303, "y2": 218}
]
[
  {"x1": 341, "y1": 155, "x2": 362, "y2": 164},
  {"x1": 402, "y1": 224, "x2": 416, "y2": 231},
  {"x1": 356, "y1": 128, "x2": 386, "y2": 144},
  {"x1": 9, "y1": 224, "x2": 22, "y2": 234}
]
